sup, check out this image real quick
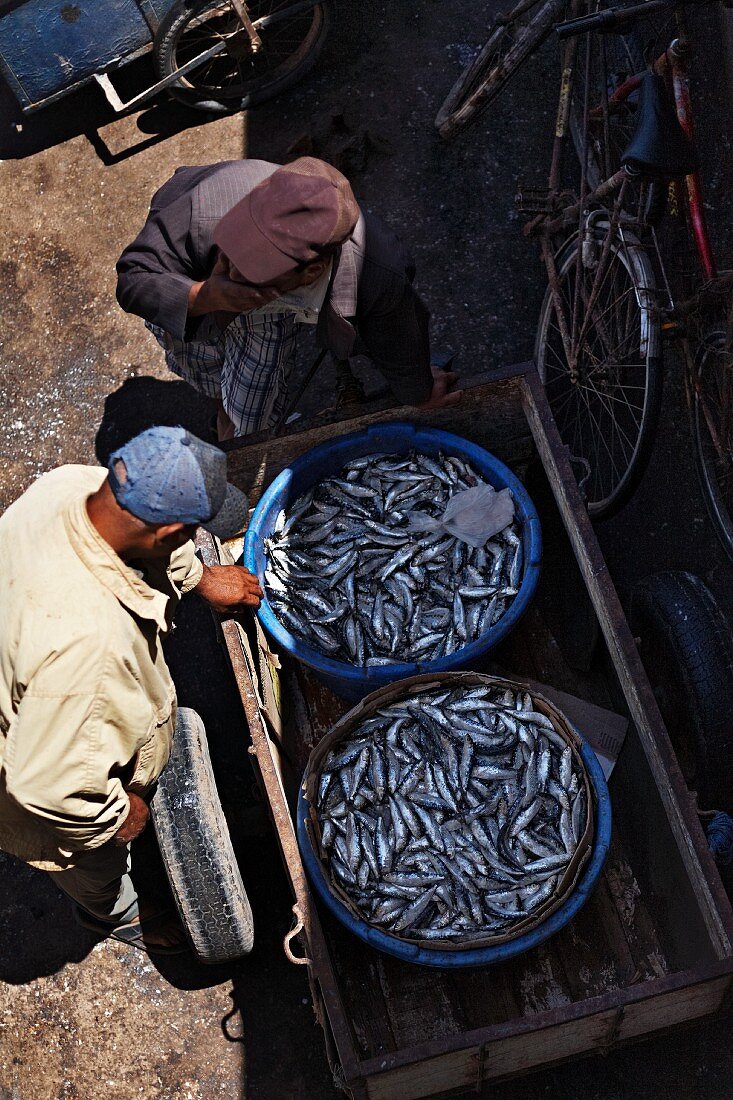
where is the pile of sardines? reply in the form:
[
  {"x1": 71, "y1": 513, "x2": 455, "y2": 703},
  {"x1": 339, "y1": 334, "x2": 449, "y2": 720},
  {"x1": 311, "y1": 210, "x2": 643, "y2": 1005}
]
[
  {"x1": 264, "y1": 450, "x2": 522, "y2": 666},
  {"x1": 314, "y1": 684, "x2": 589, "y2": 944}
]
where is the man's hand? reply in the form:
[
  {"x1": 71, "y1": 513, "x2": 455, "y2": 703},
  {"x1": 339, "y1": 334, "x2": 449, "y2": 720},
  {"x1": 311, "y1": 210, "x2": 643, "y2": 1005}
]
[
  {"x1": 113, "y1": 791, "x2": 149, "y2": 846},
  {"x1": 194, "y1": 563, "x2": 263, "y2": 613},
  {"x1": 416, "y1": 365, "x2": 462, "y2": 411},
  {"x1": 188, "y1": 254, "x2": 279, "y2": 317}
]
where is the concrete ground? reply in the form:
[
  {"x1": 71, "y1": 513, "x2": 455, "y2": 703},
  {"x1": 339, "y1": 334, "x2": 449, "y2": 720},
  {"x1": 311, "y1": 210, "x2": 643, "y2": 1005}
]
[{"x1": 2, "y1": 1, "x2": 733, "y2": 1097}]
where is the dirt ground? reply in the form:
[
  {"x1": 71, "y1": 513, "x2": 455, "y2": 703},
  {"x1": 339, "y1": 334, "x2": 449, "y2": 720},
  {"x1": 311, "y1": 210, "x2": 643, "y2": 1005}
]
[{"x1": 2, "y1": 1, "x2": 733, "y2": 1098}]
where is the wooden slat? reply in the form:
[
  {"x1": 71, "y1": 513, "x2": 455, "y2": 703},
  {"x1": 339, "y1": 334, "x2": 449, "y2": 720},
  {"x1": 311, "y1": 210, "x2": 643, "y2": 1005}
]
[
  {"x1": 356, "y1": 964, "x2": 733, "y2": 1096},
  {"x1": 364, "y1": 972, "x2": 732, "y2": 1100},
  {"x1": 222, "y1": 374, "x2": 531, "y2": 506},
  {"x1": 603, "y1": 847, "x2": 669, "y2": 982},
  {"x1": 520, "y1": 369, "x2": 733, "y2": 958},
  {"x1": 375, "y1": 954, "x2": 466, "y2": 1051},
  {"x1": 603, "y1": 682, "x2": 717, "y2": 973},
  {"x1": 323, "y1": 913, "x2": 399, "y2": 1058},
  {"x1": 550, "y1": 877, "x2": 627, "y2": 999}
]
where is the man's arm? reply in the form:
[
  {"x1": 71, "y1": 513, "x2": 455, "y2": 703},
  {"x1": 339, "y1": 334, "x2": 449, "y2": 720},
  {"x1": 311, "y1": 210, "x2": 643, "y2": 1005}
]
[
  {"x1": 169, "y1": 536, "x2": 262, "y2": 612},
  {"x1": 4, "y1": 659, "x2": 134, "y2": 852},
  {"x1": 116, "y1": 190, "x2": 205, "y2": 341},
  {"x1": 357, "y1": 279, "x2": 460, "y2": 410},
  {"x1": 194, "y1": 563, "x2": 262, "y2": 612}
]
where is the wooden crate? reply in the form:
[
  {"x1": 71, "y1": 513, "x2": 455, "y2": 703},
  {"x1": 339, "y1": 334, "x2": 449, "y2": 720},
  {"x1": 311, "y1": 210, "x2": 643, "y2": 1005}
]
[{"x1": 202, "y1": 363, "x2": 733, "y2": 1099}]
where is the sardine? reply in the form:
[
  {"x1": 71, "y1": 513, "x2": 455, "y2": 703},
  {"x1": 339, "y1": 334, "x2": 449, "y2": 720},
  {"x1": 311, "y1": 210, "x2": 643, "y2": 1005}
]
[
  {"x1": 264, "y1": 451, "x2": 522, "y2": 665},
  {"x1": 315, "y1": 684, "x2": 589, "y2": 943}
]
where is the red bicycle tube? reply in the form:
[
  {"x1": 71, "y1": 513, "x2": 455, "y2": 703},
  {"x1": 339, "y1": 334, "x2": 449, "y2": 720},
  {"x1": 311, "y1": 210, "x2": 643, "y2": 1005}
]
[{"x1": 670, "y1": 43, "x2": 717, "y2": 282}]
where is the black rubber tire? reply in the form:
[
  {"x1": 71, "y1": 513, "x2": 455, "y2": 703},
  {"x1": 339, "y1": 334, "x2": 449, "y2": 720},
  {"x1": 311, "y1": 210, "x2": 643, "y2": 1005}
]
[
  {"x1": 154, "y1": 0, "x2": 332, "y2": 114},
  {"x1": 630, "y1": 572, "x2": 733, "y2": 812},
  {"x1": 151, "y1": 706, "x2": 254, "y2": 962},
  {"x1": 435, "y1": 0, "x2": 566, "y2": 140},
  {"x1": 692, "y1": 329, "x2": 733, "y2": 566},
  {"x1": 534, "y1": 232, "x2": 663, "y2": 520}
]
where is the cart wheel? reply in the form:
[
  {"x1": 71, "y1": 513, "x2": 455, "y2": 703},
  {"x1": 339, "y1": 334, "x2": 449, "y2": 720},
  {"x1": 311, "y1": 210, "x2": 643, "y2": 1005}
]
[
  {"x1": 154, "y1": 0, "x2": 333, "y2": 113},
  {"x1": 630, "y1": 572, "x2": 733, "y2": 812},
  {"x1": 151, "y1": 706, "x2": 254, "y2": 962}
]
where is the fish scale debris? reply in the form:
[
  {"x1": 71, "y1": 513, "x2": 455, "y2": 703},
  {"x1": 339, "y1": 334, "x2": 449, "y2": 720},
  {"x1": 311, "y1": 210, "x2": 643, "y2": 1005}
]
[
  {"x1": 264, "y1": 451, "x2": 522, "y2": 665},
  {"x1": 314, "y1": 684, "x2": 590, "y2": 944}
]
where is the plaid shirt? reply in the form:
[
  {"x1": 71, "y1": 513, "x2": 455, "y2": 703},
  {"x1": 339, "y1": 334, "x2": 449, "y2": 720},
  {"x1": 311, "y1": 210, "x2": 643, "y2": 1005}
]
[{"x1": 146, "y1": 265, "x2": 330, "y2": 436}]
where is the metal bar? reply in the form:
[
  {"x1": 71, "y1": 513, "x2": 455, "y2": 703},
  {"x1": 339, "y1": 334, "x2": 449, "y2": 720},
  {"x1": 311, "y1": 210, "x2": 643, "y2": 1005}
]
[
  {"x1": 571, "y1": 181, "x2": 629, "y2": 365},
  {"x1": 539, "y1": 239, "x2": 575, "y2": 370},
  {"x1": 569, "y1": 27, "x2": 595, "y2": 366},
  {"x1": 669, "y1": 41, "x2": 718, "y2": 283},
  {"x1": 92, "y1": 38, "x2": 228, "y2": 113},
  {"x1": 520, "y1": 368, "x2": 733, "y2": 957},
  {"x1": 230, "y1": 0, "x2": 263, "y2": 51},
  {"x1": 195, "y1": 532, "x2": 363, "y2": 1084},
  {"x1": 536, "y1": 168, "x2": 627, "y2": 237},
  {"x1": 549, "y1": 20, "x2": 581, "y2": 190}
]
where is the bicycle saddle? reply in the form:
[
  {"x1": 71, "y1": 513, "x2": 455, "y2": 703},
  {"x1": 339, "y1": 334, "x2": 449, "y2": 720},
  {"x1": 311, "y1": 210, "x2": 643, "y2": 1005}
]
[{"x1": 621, "y1": 70, "x2": 698, "y2": 179}]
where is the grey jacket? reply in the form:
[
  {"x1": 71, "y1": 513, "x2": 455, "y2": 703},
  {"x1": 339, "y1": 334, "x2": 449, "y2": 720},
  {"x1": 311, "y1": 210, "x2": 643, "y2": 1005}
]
[{"x1": 116, "y1": 160, "x2": 432, "y2": 405}]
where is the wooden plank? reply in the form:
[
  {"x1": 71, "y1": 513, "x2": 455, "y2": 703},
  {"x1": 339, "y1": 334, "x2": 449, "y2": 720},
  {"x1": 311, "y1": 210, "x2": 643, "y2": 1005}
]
[
  {"x1": 355, "y1": 963, "x2": 733, "y2": 1095},
  {"x1": 375, "y1": 954, "x2": 467, "y2": 1051},
  {"x1": 223, "y1": 374, "x2": 531, "y2": 506},
  {"x1": 443, "y1": 965, "x2": 522, "y2": 1035},
  {"x1": 602, "y1": 845, "x2": 670, "y2": 982},
  {"x1": 323, "y1": 913, "x2": 399, "y2": 1058},
  {"x1": 549, "y1": 876, "x2": 627, "y2": 999},
  {"x1": 520, "y1": 369, "x2": 733, "y2": 958},
  {"x1": 363, "y1": 973, "x2": 732, "y2": 1100},
  {"x1": 617, "y1": 975, "x2": 731, "y2": 1042},
  {"x1": 603, "y1": 674, "x2": 717, "y2": 973}
]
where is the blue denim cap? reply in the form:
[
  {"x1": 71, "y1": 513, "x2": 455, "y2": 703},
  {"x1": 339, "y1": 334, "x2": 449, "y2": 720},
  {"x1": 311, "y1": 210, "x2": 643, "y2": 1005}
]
[{"x1": 108, "y1": 426, "x2": 249, "y2": 540}]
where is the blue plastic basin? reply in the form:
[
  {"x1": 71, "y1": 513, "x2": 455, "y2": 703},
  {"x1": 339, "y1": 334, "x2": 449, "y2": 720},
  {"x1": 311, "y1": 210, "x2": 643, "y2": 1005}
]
[
  {"x1": 244, "y1": 422, "x2": 542, "y2": 700},
  {"x1": 297, "y1": 739, "x2": 612, "y2": 968}
]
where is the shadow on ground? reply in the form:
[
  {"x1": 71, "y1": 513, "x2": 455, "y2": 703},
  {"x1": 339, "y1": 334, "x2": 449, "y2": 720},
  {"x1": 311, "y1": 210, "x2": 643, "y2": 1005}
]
[
  {"x1": 0, "y1": 59, "x2": 217, "y2": 165},
  {"x1": 94, "y1": 376, "x2": 218, "y2": 463}
]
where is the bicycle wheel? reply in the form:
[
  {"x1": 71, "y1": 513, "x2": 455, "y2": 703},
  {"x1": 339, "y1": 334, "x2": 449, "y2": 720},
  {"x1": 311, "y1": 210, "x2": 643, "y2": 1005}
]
[
  {"x1": 435, "y1": 0, "x2": 566, "y2": 140},
  {"x1": 155, "y1": 0, "x2": 333, "y2": 113},
  {"x1": 535, "y1": 230, "x2": 662, "y2": 519},
  {"x1": 569, "y1": 33, "x2": 664, "y2": 224},
  {"x1": 692, "y1": 328, "x2": 733, "y2": 563}
]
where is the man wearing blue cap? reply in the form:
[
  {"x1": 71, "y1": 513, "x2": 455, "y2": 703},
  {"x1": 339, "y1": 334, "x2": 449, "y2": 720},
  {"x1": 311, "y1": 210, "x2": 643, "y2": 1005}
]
[{"x1": 0, "y1": 427, "x2": 261, "y2": 954}]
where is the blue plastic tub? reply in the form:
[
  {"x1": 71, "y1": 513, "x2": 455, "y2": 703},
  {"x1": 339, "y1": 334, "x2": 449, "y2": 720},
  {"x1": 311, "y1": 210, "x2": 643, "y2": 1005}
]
[
  {"x1": 244, "y1": 422, "x2": 542, "y2": 700},
  {"x1": 297, "y1": 739, "x2": 612, "y2": 968}
]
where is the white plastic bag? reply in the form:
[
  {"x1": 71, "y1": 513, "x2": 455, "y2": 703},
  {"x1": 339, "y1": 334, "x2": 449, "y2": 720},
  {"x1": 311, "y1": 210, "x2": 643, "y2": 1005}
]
[{"x1": 406, "y1": 483, "x2": 515, "y2": 548}]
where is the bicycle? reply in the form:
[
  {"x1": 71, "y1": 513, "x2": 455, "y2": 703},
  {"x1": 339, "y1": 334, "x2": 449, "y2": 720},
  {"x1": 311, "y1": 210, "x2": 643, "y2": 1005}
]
[
  {"x1": 519, "y1": 0, "x2": 733, "y2": 564},
  {"x1": 435, "y1": 0, "x2": 570, "y2": 138}
]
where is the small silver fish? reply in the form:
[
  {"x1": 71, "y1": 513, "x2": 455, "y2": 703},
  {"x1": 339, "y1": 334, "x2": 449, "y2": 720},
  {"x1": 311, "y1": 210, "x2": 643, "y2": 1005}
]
[
  {"x1": 316, "y1": 684, "x2": 589, "y2": 943},
  {"x1": 265, "y1": 451, "x2": 522, "y2": 665}
]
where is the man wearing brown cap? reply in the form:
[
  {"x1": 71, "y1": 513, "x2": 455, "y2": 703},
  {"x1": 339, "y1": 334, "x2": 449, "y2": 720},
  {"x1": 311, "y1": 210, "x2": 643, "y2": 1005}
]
[{"x1": 116, "y1": 158, "x2": 458, "y2": 440}]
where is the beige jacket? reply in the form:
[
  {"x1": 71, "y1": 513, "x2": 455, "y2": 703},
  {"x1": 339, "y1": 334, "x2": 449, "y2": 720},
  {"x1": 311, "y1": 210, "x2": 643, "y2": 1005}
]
[{"x1": 0, "y1": 465, "x2": 203, "y2": 870}]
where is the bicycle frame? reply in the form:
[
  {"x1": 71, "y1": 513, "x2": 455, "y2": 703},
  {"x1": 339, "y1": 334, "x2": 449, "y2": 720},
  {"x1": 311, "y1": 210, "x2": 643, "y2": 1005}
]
[
  {"x1": 529, "y1": 4, "x2": 724, "y2": 365},
  {"x1": 538, "y1": 7, "x2": 717, "y2": 276},
  {"x1": 595, "y1": 13, "x2": 718, "y2": 283}
]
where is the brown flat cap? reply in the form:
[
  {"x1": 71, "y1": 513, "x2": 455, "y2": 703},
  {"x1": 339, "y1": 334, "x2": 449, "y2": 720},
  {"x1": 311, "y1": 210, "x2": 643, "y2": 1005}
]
[{"x1": 213, "y1": 158, "x2": 360, "y2": 285}]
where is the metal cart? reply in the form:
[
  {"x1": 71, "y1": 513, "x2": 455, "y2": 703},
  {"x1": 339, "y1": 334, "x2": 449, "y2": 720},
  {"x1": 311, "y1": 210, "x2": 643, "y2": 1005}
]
[
  {"x1": 196, "y1": 362, "x2": 733, "y2": 1097},
  {"x1": 0, "y1": 0, "x2": 331, "y2": 115}
]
